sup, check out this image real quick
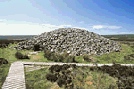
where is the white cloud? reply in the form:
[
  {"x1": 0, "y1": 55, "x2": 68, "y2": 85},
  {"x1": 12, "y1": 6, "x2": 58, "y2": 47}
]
[
  {"x1": 73, "y1": 26, "x2": 88, "y2": 30},
  {"x1": 0, "y1": 20, "x2": 126, "y2": 35},
  {"x1": 0, "y1": 19, "x2": 6, "y2": 22},
  {"x1": 92, "y1": 25, "x2": 104, "y2": 29},
  {"x1": 0, "y1": 21, "x2": 72, "y2": 35},
  {"x1": 92, "y1": 25, "x2": 122, "y2": 29}
]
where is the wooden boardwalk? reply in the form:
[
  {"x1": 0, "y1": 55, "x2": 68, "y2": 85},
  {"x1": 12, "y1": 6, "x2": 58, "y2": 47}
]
[
  {"x1": 2, "y1": 61, "x2": 134, "y2": 89},
  {"x1": 2, "y1": 62, "x2": 26, "y2": 89}
]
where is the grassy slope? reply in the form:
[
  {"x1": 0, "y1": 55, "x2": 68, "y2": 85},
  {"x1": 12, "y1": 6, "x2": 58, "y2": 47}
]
[
  {"x1": 0, "y1": 64, "x2": 10, "y2": 87},
  {"x1": 0, "y1": 44, "x2": 49, "y2": 63},
  {"x1": 76, "y1": 44, "x2": 134, "y2": 64},
  {"x1": 102, "y1": 34, "x2": 134, "y2": 39},
  {"x1": 0, "y1": 43, "x2": 134, "y2": 64},
  {"x1": 0, "y1": 43, "x2": 134, "y2": 88},
  {"x1": 25, "y1": 66, "x2": 54, "y2": 89},
  {"x1": 25, "y1": 66, "x2": 118, "y2": 89},
  {"x1": 0, "y1": 35, "x2": 35, "y2": 40},
  {"x1": 0, "y1": 44, "x2": 50, "y2": 88},
  {"x1": 94, "y1": 44, "x2": 134, "y2": 64}
]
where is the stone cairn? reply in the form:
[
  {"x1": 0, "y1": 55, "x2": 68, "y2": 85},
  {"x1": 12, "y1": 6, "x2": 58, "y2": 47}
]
[{"x1": 16, "y1": 28, "x2": 121, "y2": 56}]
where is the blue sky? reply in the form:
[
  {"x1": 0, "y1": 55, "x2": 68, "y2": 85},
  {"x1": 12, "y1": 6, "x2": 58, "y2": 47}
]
[{"x1": 0, "y1": 0, "x2": 134, "y2": 35}]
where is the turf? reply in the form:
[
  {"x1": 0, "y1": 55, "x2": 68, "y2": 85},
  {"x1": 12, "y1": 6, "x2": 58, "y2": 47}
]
[
  {"x1": 25, "y1": 65, "x2": 118, "y2": 89},
  {"x1": 0, "y1": 42, "x2": 134, "y2": 88}
]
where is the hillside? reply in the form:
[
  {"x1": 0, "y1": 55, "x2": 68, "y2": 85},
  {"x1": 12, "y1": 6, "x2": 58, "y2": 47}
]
[
  {"x1": 17, "y1": 28, "x2": 121, "y2": 56},
  {"x1": 0, "y1": 35, "x2": 35, "y2": 40}
]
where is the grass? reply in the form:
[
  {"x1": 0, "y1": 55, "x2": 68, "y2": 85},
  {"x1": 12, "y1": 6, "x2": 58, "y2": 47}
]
[
  {"x1": 0, "y1": 43, "x2": 134, "y2": 88},
  {"x1": 75, "y1": 44, "x2": 134, "y2": 64},
  {"x1": 25, "y1": 65, "x2": 118, "y2": 89},
  {"x1": 0, "y1": 44, "x2": 50, "y2": 63},
  {"x1": 0, "y1": 43, "x2": 134, "y2": 64},
  {"x1": 0, "y1": 64, "x2": 10, "y2": 88},
  {"x1": 94, "y1": 44, "x2": 134, "y2": 64},
  {"x1": 0, "y1": 44, "x2": 49, "y2": 88},
  {"x1": 25, "y1": 66, "x2": 55, "y2": 89}
]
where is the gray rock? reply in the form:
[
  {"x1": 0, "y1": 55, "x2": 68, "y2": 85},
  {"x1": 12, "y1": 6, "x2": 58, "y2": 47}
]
[{"x1": 16, "y1": 28, "x2": 121, "y2": 56}]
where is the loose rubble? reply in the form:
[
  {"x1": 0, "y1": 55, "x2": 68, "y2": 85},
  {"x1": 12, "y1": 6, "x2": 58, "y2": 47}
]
[{"x1": 16, "y1": 28, "x2": 121, "y2": 56}]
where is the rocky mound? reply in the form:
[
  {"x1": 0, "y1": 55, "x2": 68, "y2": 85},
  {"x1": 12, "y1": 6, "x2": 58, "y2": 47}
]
[{"x1": 17, "y1": 28, "x2": 121, "y2": 56}]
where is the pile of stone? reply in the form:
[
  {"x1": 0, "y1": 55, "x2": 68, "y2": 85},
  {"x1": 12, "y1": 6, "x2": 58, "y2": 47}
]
[{"x1": 16, "y1": 28, "x2": 121, "y2": 56}]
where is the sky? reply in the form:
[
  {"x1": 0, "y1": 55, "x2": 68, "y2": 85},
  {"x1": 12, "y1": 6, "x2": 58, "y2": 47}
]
[{"x1": 0, "y1": 0, "x2": 134, "y2": 35}]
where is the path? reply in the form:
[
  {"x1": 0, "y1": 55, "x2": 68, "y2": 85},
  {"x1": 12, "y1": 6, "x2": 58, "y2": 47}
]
[
  {"x1": 23, "y1": 62, "x2": 134, "y2": 67},
  {"x1": 2, "y1": 61, "x2": 134, "y2": 89},
  {"x1": 2, "y1": 62, "x2": 26, "y2": 89}
]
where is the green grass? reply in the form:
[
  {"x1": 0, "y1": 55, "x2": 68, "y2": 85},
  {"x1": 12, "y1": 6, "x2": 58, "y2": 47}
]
[
  {"x1": 25, "y1": 66, "x2": 118, "y2": 89},
  {"x1": 25, "y1": 66, "x2": 54, "y2": 89},
  {"x1": 0, "y1": 44, "x2": 49, "y2": 88},
  {"x1": 75, "y1": 44, "x2": 134, "y2": 64},
  {"x1": 72, "y1": 66, "x2": 118, "y2": 89},
  {"x1": 94, "y1": 44, "x2": 134, "y2": 64},
  {"x1": 0, "y1": 44, "x2": 50, "y2": 63},
  {"x1": 0, "y1": 64, "x2": 10, "y2": 88},
  {"x1": 1, "y1": 43, "x2": 134, "y2": 64},
  {"x1": 103, "y1": 34, "x2": 134, "y2": 41},
  {"x1": 0, "y1": 43, "x2": 134, "y2": 87},
  {"x1": 0, "y1": 43, "x2": 133, "y2": 88}
]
